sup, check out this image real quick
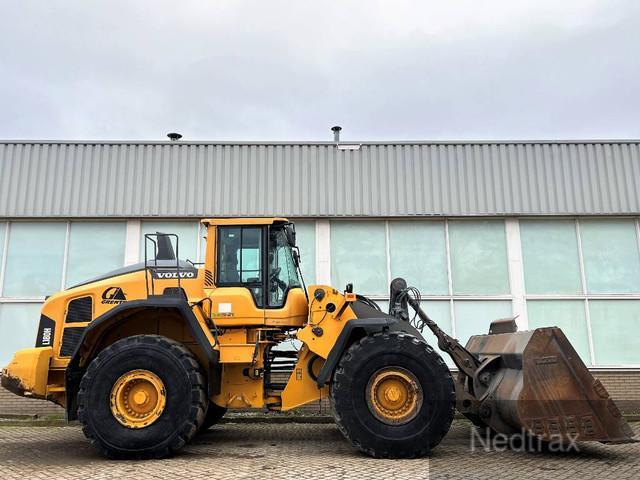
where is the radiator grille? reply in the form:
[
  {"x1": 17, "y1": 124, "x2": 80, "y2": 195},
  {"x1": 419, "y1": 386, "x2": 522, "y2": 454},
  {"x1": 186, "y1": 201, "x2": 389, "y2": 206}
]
[
  {"x1": 60, "y1": 327, "x2": 86, "y2": 357},
  {"x1": 65, "y1": 296, "x2": 93, "y2": 323}
]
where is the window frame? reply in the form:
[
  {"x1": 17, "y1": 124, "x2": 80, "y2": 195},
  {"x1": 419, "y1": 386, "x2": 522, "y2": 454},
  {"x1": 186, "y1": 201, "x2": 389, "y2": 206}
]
[
  {"x1": 328, "y1": 216, "x2": 640, "y2": 368},
  {"x1": 520, "y1": 216, "x2": 640, "y2": 368},
  {"x1": 266, "y1": 225, "x2": 303, "y2": 309},
  {"x1": 330, "y1": 219, "x2": 389, "y2": 296},
  {"x1": 215, "y1": 225, "x2": 267, "y2": 308},
  {"x1": 0, "y1": 221, "x2": 9, "y2": 300},
  {"x1": 1, "y1": 220, "x2": 68, "y2": 299},
  {"x1": 329, "y1": 218, "x2": 514, "y2": 342},
  {"x1": 0, "y1": 219, "x2": 128, "y2": 302},
  {"x1": 214, "y1": 224, "x2": 304, "y2": 310},
  {"x1": 65, "y1": 221, "x2": 128, "y2": 288},
  {"x1": 1, "y1": 216, "x2": 638, "y2": 368},
  {"x1": 288, "y1": 219, "x2": 316, "y2": 285},
  {"x1": 447, "y1": 218, "x2": 511, "y2": 296}
]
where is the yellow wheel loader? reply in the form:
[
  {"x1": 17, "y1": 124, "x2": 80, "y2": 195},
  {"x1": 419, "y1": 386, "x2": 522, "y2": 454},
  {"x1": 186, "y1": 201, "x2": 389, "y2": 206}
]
[{"x1": 2, "y1": 218, "x2": 636, "y2": 459}]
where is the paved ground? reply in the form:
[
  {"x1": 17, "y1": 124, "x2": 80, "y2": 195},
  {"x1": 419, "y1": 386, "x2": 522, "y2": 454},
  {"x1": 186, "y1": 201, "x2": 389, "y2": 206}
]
[{"x1": 0, "y1": 420, "x2": 637, "y2": 479}]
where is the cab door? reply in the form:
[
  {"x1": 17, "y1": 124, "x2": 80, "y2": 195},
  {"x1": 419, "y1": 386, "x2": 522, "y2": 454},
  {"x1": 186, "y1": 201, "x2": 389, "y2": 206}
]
[
  {"x1": 209, "y1": 225, "x2": 265, "y2": 326},
  {"x1": 264, "y1": 226, "x2": 308, "y2": 327}
]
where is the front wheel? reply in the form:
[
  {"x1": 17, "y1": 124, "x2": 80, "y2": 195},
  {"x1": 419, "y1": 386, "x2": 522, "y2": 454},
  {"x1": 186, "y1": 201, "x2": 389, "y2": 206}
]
[
  {"x1": 330, "y1": 331, "x2": 455, "y2": 458},
  {"x1": 77, "y1": 335, "x2": 207, "y2": 459}
]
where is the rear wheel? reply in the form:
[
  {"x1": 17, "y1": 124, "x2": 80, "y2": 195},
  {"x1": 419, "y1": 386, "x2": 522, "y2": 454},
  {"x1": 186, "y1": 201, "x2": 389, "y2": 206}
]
[
  {"x1": 330, "y1": 331, "x2": 455, "y2": 458},
  {"x1": 77, "y1": 335, "x2": 206, "y2": 459}
]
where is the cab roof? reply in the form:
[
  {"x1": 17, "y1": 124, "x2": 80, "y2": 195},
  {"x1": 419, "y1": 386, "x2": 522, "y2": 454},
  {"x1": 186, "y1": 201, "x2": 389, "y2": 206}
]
[{"x1": 201, "y1": 217, "x2": 289, "y2": 226}]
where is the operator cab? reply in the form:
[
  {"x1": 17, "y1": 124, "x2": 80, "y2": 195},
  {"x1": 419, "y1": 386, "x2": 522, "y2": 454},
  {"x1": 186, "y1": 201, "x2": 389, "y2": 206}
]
[{"x1": 203, "y1": 218, "x2": 309, "y2": 327}]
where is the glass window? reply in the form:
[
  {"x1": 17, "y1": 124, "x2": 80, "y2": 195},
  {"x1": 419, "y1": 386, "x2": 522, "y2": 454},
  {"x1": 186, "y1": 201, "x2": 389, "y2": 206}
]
[
  {"x1": 330, "y1": 221, "x2": 387, "y2": 295},
  {"x1": 293, "y1": 221, "x2": 316, "y2": 285},
  {"x1": 239, "y1": 229, "x2": 262, "y2": 283},
  {"x1": 0, "y1": 303, "x2": 43, "y2": 365},
  {"x1": 520, "y1": 220, "x2": 582, "y2": 294},
  {"x1": 3, "y1": 223, "x2": 66, "y2": 297},
  {"x1": 374, "y1": 299, "x2": 389, "y2": 313},
  {"x1": 199, "y1": 223, "x2": 208, "y2": 263},
  {"x1": 448, "y1": 220, "x2": 510, "y2": 295},
  {"x1": 268, "y1": 228, "x2": 301, "y2": 307},
  {"x1": 416, "y1": 301, "x2": 454, "y2": 366},
  {"x1": 389, "y1": 221, "x2": 448, "y2": 295},
  {"x1": 589, "y1": 300, "x2": 640, "y2": 365},
  {"x1": 65, "y1": 222, "x2": 127, "y2": 287},
  {"x1": 580, "y1": 219, "x2": 640, "y2": 294},
  {"x1": 140, "y1": 221, "x2": 199, "y2": 263},
  {"x1": 453, "y1": 300, "x2": 513, "y2": 346},
  {"x1": 527, "y1": 300, "x2": 591, "y2": 363},
  {"x1": 0, "y1": 222, "x2": 5, "y2": 276},
  {"x1": 217, "y1": 227, "x2": 264, "y2": 306},
  {"x1": 374, "y1": 300, "x2": 453, "y2": 365}
]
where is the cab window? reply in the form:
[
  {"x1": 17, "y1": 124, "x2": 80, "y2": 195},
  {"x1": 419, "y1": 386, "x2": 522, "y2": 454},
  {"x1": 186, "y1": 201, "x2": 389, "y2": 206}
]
[
  {"x1": 217, "y1": 226, "x2": 264, "y2": 306},
  {"x1": 268, "y1": 227, "x2": 301, "y2": 307}
]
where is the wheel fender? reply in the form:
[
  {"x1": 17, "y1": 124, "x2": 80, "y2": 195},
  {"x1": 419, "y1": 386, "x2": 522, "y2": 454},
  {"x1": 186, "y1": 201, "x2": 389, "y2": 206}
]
[
  {"x1": 315, "y1": 318, "x2": 423, "y2": 388},
  {"x1": 65, "y1": 297, "x2": 219, "y2": 420}
]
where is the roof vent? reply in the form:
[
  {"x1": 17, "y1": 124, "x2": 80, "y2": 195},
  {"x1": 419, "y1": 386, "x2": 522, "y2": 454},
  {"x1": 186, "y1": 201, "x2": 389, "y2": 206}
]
[
  {"x1": 337, "y1": 144, "x2": 361, "y2": 151},
  {"x1": 167, "y1": 132, "x2": 182, "y2": 141},
  {"x1": 331, "y1": 125, "x2": 361, "y2": 151},
  {"x1": 331, "y1": 126, "x2": 342, "y2": 143}
]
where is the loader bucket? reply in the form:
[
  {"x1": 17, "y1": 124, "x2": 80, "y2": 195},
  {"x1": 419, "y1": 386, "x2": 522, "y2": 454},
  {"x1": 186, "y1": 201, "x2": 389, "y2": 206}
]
[{"x1": 461, "y1": 325, "x2": 637, "y2": 444}]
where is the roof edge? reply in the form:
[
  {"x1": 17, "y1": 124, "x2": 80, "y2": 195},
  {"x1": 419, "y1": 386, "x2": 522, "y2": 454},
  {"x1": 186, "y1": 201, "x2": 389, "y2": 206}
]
[{"x1": 1, "y1": 139, "x2": 640, "y2": 146}]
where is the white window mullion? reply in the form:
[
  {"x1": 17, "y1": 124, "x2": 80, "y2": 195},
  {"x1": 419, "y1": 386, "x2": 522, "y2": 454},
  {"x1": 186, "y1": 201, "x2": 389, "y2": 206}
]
[
  {"x1": 0, "y1": 221, "x2": 10, "y2": 297},
  {"x1": 444, "y1": 219, "x2": 453, "y2": 297},
  {"x1": 0, "y1": 297, "x2": 46, "y2": 303},
  {"x1": 196, "y1": 222, "x2": 203, "y2": 263},
  {"x1": 576, "y1": 218, "x2": 596, "y2": 366},
  {"x1": 384, "y1": 220, "x2": 392, "y2": 288},
  {"x1": 635, "y1": 218, "x2": 640, "y2": 266},
  {"x1": 449, "y1": 298, "x2": 456, "y2": 338},
  {"x1": 444, "y1": 219, "x2": 456, "y2": 337},
  {"x1": 315, "y1": 219, "x2": 331, "y2": 285},
  {"x1": 60, "y1": 221, "x2": 71, "y2": 290},
  {"x1": 505, "y1": 218, "x2": 527, "y2": 330},
  {"x1": 124, "y1": 220, "x2": 141, "y2": 266}
]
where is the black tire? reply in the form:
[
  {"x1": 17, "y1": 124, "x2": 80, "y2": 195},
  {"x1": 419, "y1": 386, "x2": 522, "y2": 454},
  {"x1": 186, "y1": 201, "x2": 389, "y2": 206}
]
[
  {"x1": 77, "y1": 335, "x2": 207, "y2": 459},
  {"x1": 198, "y1": 401, "x2": 228, "y2": 432},
  {"x1": 330, "y1": 331, "x2": 455, "y2": 458}
]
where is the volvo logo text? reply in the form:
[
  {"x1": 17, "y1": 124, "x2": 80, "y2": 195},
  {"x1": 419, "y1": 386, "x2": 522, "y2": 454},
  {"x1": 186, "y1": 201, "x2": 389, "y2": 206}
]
[{"x1": 152, "y1": 271, "x2": 197, "y2": 279}]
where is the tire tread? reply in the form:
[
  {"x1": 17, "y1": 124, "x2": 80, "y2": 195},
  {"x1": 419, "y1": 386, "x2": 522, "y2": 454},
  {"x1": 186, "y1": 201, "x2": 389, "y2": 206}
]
[
  {"x1": 77, "y1": 335, "x2": 206, "y2": 459},
  {"x1": 330, "y1": 331, "x2": 455, "y2": 459}
]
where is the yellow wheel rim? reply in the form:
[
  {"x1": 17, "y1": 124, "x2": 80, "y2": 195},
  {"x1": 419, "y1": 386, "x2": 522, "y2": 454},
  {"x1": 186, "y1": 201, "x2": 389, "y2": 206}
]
[
  {"x1": 366, "y1": 367, "x2": 423, "y2": 425},
  {"x1": 110, "y1": 369, "x2": 166, "y2": 429}
]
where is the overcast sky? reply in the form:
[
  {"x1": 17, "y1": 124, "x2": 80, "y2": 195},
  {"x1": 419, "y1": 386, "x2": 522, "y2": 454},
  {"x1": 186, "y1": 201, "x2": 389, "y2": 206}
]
[{"x1": 1, "y1": 1, "x2": 639, "y2": 141}]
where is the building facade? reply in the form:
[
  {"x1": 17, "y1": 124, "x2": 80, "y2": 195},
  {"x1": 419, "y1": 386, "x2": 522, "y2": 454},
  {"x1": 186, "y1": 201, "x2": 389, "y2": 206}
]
[{"x1": 1, "y1": 140, "x2": 639, "y2": 414}]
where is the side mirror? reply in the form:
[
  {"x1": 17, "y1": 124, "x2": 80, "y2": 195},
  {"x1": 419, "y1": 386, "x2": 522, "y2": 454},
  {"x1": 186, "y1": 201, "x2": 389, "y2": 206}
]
[
  {"x1": 284, "y1": 224, "x2": 297, "y2": 247},
  {"x1": 292, "y1": 247, "x2": 301, "y2": 268}
]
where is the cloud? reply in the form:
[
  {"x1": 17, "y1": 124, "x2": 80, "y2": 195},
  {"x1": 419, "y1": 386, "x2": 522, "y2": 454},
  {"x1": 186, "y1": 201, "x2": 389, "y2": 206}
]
[{"x1": 1, "y1": 0, "x2": 639, "y2": 141}]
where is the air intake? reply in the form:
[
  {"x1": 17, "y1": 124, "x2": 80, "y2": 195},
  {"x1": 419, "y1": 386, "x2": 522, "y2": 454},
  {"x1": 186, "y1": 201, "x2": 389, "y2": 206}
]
[{"x1": 65, "y1": 296, "x2": 93, "y2": 323}]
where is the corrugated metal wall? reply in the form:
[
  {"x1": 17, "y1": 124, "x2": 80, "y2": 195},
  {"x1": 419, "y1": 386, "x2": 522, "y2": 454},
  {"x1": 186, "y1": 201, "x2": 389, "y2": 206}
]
[{"x1": 1, "y1": 141, "x2": 639, "y2": 217}]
